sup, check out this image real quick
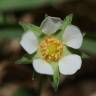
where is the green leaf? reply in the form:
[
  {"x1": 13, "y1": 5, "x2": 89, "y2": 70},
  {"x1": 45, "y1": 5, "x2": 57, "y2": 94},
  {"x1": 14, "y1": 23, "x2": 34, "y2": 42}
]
[
  {"x1": 50, "y1": 62, "x2": 60, "y2": 91},
  {"x1": 61, "y1": 13, "x2": 73, "y2": 31},
  {"x1": 19, "y1": 22, "x2": 42, "y2": 37},
  {"x1": 12, "y1": 86, "x2": 37, "y2": 96}
]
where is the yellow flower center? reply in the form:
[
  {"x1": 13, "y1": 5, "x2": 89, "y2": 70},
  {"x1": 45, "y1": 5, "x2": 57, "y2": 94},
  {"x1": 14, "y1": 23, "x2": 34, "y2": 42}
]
[{"x1": 39, "y1": 37, "x2": 63, "y2": 61}]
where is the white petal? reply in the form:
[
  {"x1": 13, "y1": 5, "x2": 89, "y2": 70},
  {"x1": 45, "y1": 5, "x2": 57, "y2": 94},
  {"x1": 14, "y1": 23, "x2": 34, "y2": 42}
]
[
  {"x1": 59, "y1": 54, "x2": 82, "y2": 75},
  {"x1": 20, "y1": 31, "x2": 38, "y2": 54},
  {"x1": 63, "y1": 25, "x2": 83, "y2": 49},
  {"x1": 40, "y1": 16, "x2": 62, "y2": 35},
  {"x1": 33, "y1": 59, "x2": 53, "y2": 75}
]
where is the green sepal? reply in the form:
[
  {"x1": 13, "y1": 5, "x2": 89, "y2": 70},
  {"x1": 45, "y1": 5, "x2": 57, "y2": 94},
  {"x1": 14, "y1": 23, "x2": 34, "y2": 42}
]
[
  {"x1": 83, "y1": 32, "x2": 86, "y2": 37},
  {"x1": 61, "y1": 13, "x2": 73, "y2": 31},
  {"x1": 54, "y1": 14, "x2": 73, "y2": 40},
  {"x1": 45, "y1": 14, "x2": 48, "y2": 18},
  {"x1": 16, "y1": 56, "x2": 32, "y2": 64},
  {"x1": 49, "y1": 62, "x2": 60, "y2": 91},
  {"x1": 81, "y1": 52, "x2": 89, "y2": 58},
  {"x1": 63, "y1": 46, "x2": 72, "y2": 56},
  {"x1": 67, "y1": 47, "x2": 81, "y2": 56},
  {"x1": 62, "y1": 46, "x2": 82, "y2": 58},
  {"x1": 16, "y1": 53, "x2": 35, "y2": 64},
  {"x1": 19, "y1": 22, "x2": 42, "y2": 37}
]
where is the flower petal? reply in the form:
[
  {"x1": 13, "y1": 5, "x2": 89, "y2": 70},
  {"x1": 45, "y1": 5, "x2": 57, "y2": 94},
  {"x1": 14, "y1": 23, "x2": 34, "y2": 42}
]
[
  {"x1": 20, "y1": 31, "x2": 38, "y2": 54},
  {"x1": 40, "y1": 16, "x2": 62, "y2": 35},
  {"x1": 59, "y1": 54, "x2": 82, "y2": 75},
  {"x1": 63, "y1": 25, "x2": 83, "y2": 49},
  {"x1": 33, "y1": 59, "x2": 53, "y2": 75}
]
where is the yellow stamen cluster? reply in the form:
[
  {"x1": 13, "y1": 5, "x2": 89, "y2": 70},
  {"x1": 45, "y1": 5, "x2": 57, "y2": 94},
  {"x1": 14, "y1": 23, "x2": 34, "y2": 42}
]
[{"x1": 39, "y1": 37, "x2": 63, "y2": 61}]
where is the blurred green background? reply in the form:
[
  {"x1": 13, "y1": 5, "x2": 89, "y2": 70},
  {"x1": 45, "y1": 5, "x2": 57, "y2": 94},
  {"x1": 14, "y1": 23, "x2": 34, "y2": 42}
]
[{"x1": 0, "y1": 0, "x2": 96, "y2": 54}]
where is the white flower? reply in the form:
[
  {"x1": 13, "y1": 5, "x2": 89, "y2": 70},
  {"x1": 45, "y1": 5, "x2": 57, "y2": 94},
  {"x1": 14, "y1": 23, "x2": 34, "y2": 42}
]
[{"x1": 20, "y1": 16, "x2": 83, "y2": 75}]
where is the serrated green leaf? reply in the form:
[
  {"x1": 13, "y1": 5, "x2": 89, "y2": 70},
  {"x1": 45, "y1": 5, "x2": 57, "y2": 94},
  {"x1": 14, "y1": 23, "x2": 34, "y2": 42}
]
[{"x1": 19, "y1": 22, "x2": 42, "y2": 37}]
